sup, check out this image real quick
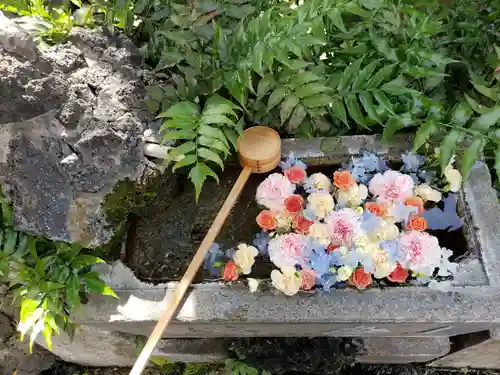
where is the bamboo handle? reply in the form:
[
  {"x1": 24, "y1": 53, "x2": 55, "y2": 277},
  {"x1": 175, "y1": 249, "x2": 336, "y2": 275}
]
[{"x1": 129, "y1": 166, "x2": 253, "y2": 375}]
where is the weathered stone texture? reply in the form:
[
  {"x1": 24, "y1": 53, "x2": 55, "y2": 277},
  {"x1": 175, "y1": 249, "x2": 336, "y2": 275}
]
[{"x1": 0, "y1": 12, "x2": 150, "y2": 247}]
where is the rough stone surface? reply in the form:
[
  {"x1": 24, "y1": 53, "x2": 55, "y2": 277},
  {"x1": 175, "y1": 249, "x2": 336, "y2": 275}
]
[
  {"x1": 0, "y1": 313, "x2": 12, "y2": 341},
  {"x1": 0, "y1": 334, "x2": 56, "y2": 375},
  {"x1": 0, "y1": 12, "x2": 151, "y2": 247}
]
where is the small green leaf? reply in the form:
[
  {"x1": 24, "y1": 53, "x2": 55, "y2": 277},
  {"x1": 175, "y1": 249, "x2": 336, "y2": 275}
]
[
  {"x1": 198, "y1": 135, "x2": 230, "y2": 155},
  {"x1": 172, "y1": 155, "x2": 197, "y2": 171},
  {"x1": 267, "y1": 87, "x2": 287, "y2": 112},
  {"x1": 198, "y1": 148, "x2": 225, "y2": 170},
  {"x1": 201, "y1": 114, "x2": 235, "y2": 127},
  {"x1": 413, "y1": 120, "x2": 437, "y2": 151},
  {"x1": 83, "y1": 274, "x2": 118, "y2": 298},
  {"x1": 288, "y1": 104, "x2": 307, "y2": 132},
  {"x1": 20, "y1": 299, "x2": 40, "y2": 324},
  {"x1": 157, "y1": 102, "x2": 200, "y2": 119},
  {"x1": 223, "y1": 127, "x2": 239, "y2": 151},
  {"x1": 296, "y1": 83, "x2": 330, "y2": 99},
  {"x1": 156, "y1": 50, "x2": 184, "y2": 70},
  {"x1": 366, "y1": 63, "x2": 398, "y2": 89},
  {"x1": 338, "y1": 57, "x2": 365, "y2": 91},
  {"x1": 3, "y1": 230, "x2": 17, "y2": 255},
  {"x1": 257, "y1": 74, "x2": 276, "y2": 100},
  {"x1": 199, "y1": 125, "x2": 230, "y2": 147},
  {"x1": 464, "y1": 93, "x2": 489, "y2": 114},
  {"x1": 168, "y1": 142, "x2": 196, "y2": 159},
  {"x1": 371, "y1": 36, "x2": 398, "y2": 61},
  {"x1": 471, "y1": 106, "x2": 500, "y2": 132},
  {"x1": 302, "y1": 94, "x2": 332, "y2": 108},
  {"x1": 71, "y1": 255, "x2": 104, "y2": 269},
  {"x1": 461, "y1": 136, "x2": 484, "y2": 180},
  {"x1": 290, "y1": 71, "x2": 322, "y2": 89},
  {"x1": 373, "y1": 91, "x2": 395, "y2": 115},
  {"x1": 252, "y1": 42, "x2": 264, "y2": 75},
  {"x1": 331, "y1": 99, "x2": 348, "y2": 126},
  {"x1": 280, "y1": 96, "x2": 300, "y2": 124},
  {"x1": 471, "y1": 81, "x2": 499, "y2": 101},
  {"x1": 382, "y1": 116, "x2": 404, "y2": 142},
  {"x1": 359, "y1": 92, "x2": 382, "y2": 123},
  {"x1": 345, "y1": 94, "x2": 368, "y2": 129},
  {"x1": 353, "y1": 59, "x2": 381, "y2": 90},
  {"x1": 189, "y1": 163, "x2": 208, "y2": 201},
  {"x1": 439, "y1": 130, "x2": 462, "y2": 171},
  {"x1": 162, "y1": 130, "x2": 197, "y2": 142},
  {"x1": 161, "y1": 118, "x2": 197, "y2": 130},
  {"x1": 67, "y1": 275, "x2": 81, "y2": 308},
  {"x1": 329, "y1": 8, "x2": 347, "y2": 33},
  {"x1": 451, "y1": 102, "x2": 473, "y2": 126},
  {"x1": 42, "y1": 325, "x2": 53, "y2": 351},
  {"x1": 495, "y1": 148, "x2": 500, "y2": 182}
]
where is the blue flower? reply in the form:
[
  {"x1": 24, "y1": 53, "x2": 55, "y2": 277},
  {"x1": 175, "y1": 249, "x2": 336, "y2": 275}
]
[
  {"x1": 330, "y1": 250, "x2": 345, "y2": 266},
  {"x1": 303, "y1": 204, "x2": 317, "y2": 221},
  {"x1": 341, "y1": 249, "x2": 373, "y2": 273},
  {"x1": 357, "y1": 152, "x2": 381, "y2": 171},
  {"x1": 380, "y1": 239, "x2": 400, "y2": 263},
  {"x1": 388, "y1": 202, "x2": 418, "y2": 224},
  {"x1": 204, "y1": 243, "x2": 225, "y2": 277},
  {"x1": 280, "y1": 152, "x2": 307, "y2": 171},
  {"x1": 319, "y1": 273, "x2": 338, "y2": 293},
  {"x1": 401, "y1": 151, "x2": 424, "y2": 173},
  {"x1": 308, "y1": 249, "x2": 332, "y2": 277},
  {"x1": 419, "y1": 169, "x2": 437, "y2": 185},
  {"x1": 252, "y1": 231, "x2": 270, "y2": 256},
  {"x1": 360, "y1": 210, "x2": 382, "y2": 233}
]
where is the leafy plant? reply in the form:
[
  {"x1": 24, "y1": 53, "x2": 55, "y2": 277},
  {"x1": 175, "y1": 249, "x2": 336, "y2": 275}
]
[
  {"x1": 0, "y1": 189, "x2": 118, "y2": 351},
  {"x1": 224, "y1": 358, "x2": 271, "y2": 375},
  {"x1": 158, "y1": 95, "x2": 243, "y2": 199}
]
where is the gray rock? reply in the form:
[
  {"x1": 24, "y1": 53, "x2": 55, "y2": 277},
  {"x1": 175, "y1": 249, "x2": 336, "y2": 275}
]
[
  {"x1": 0, "y1": 336, "x2": 55, "y2": 375},
  {"x1": 0, "y1": 12, "x2": 38, "y2": 61},
  {"x1": 0, "y1": 313, "x2": 13, "y2": 341},
  {"x1": 0, "y1": 16, "x2": 150, "y2": 247}
]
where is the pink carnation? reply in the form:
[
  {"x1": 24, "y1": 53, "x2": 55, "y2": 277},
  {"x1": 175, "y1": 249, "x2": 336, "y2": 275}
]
[
  {"x1": 397, "y1": 231, "x2": 442, "y2": 275},
  {"x1": 256, "y1": 173, "x2": 295, "y2": 212},
  {"x1": 369, "y1": 170, "x2": 414, "y2": 204},
  {"x1": 326, "y1": 208, "x2": 361, "y2": 246},
  {"x1": 268, "y1": 233, "x2": 311, "y2": 269}
]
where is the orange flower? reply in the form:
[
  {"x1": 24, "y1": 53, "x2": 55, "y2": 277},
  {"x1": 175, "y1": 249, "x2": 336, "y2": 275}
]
[
  {"x1": 406, "y1": 215, "x2": 427, "y2": 231},
  {"x1": 365, "y1": 202, "x2": 384, "y2": 216},
  {"x1": 349, "y1": 267, "x2": 372, "y2": 290},
  {"x1": 327, "y1": 243, "x2": 340, "y2": 253},
  {"x1": 285, "y1": 194, "x2": 304, "y2": 215},
  {"x1": 333, "y1": 170, "x2": 355, "y2": 190},
  {"x1": 222, "y1": 261, "x2": 239, "y2": 281},
  {"x1": 388, "y1": 263, "x2": 409, "y2": 283},
  {"x1": 300, "y1": 269, "x2": 316, "y2": 291},
  {"x1": 405, "y1": 196, "x2": 424, "y2": 214},
  {"x1": 256, "y1": 210, "x2": 277, "y2": 231},
  {"x1": 294, "y1": 215, "x2": 313, "y2": 234}
]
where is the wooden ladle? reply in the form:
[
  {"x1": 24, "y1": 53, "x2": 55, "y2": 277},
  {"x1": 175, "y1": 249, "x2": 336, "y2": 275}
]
[{"x1": 130, "y1": 126, "x2": 281, "y2": 375}]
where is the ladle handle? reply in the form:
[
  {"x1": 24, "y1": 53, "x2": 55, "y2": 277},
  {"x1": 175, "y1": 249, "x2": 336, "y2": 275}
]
[{"x1": 129, "y1": 166, "x2": 253, "y2": 375}]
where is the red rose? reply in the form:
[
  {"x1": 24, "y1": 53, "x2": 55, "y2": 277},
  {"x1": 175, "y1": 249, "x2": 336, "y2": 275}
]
[
  {"x1": 300, "y1": 269, "x2": 316, "y2": 291},
  {"x1": 256, "y1": 210, "x2": 277, "y2": 231},
  {"x1": 349, "y1": 267, "x2": 372, "y2": 290},
  {"x1": 294, "y1": 215, "x2": 313, "y2": 234},
  {"x1": 388, "y1": 263, "x2": 409, "y2": 283},
  {"x1": 222, "y1": 261, "x2": 238, "y2": 281},
  {"x1": 285, "y1": 194, "x2": 304, "y2": 215},
  {"x1": 284, "y1": 165, "x2": 306, "y2": 183}
]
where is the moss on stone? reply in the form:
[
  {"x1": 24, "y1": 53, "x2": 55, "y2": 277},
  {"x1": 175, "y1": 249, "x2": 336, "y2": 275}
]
[{"x1": 182, "y1": 363, "x2": 214, "y2": 375}]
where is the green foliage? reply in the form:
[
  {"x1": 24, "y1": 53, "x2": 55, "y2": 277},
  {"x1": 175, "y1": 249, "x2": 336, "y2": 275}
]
[
  {"x1": 225, "y1": 358, "x2": 270, "y2": 375},
  {"x1": 0, "y1": 189, "x2": 118, "y2": 352}
]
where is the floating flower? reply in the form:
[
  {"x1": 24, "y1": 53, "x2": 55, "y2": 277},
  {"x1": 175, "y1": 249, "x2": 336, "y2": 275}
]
[
  {"x1": 388, "y1": 263, "x2": 409, "y2": 283},
  {"x1": 401, "y1": 151, "x2": 424, "y2": 172},
  {"x1": 387, "y1": 202, "x2": 418, "y2": 224},
  {"x1": 349, "y1": 267, "x2": 372, "y2": 290},
  {"x1": 415, "y1": 184, "x2": 442, "y2": 202},
  {"x1": 405, "y1": 196, "x2": 424, "y2": 214},
  {"x1": 271, "y1": 267, "x2": 301, "y2": 296},
  {"x1": 233, "y1": 244, "x2": 259, "y2": 275},
  {"x1": 284, "y1": 165, "x2": 307, "y2": 183},
  {"x1": 308, "y1": 248, "x2": 333, "y2": 276},
  {"x1": 293, "y1": 215, "x2": 313, "y2": 234},
  {"x1": 337, "y1": 266, "x2": 354, "y2": 281},
  {"x1": 406, "y1": 215, "x2": 427, "y2": 231},
  {"x1": 268, "y1": 233, "x2": 310, "y2": 269},
  {"x1": 252, "y1": 231, "x2": 270, "y2": 256},
  {"x1": 280, "y1": 152, "x2": 307, "y2": 171},
  {"x1": 326, "y1": 208, "x2": 362, "y2": 245},
  {"x1": 285, "y1": 194, "x2": 304, "y2": 215},
  {"x1": 303, "y1": 173, "x2": 332, "y2": 193},
  {"x1": 372, "y1": 248, "x2": 396, "y2": 279},
  {"x1": 333, "y1": 170, "x2": 355, "y2": 190},
  {"x1": 437, "y1": 248, "x2": 458, "y2": 277},
  {"x1": 275, "y1": 211, "x2": 293, "y2": 231},
  {"x1": 222, "y1": 261, "x2": 238, "y2": 281},
  {"x1": 307, "y1": 192, "x2": 335, "y2": 219},
  {"x1": 256, "y1": 210, "x2": 277, "y2": 231},
  {"x1": 337, "y1": 183, "x2": 368, "y2": 207},
  {"x1": 375, "y1": 220, "x2": 400, "y2": 241},
  {"x1": 397, "y1": 231, "x2": 442, "y2": 275},
  {"x1": 308, "y1": 222, "x2": 331, "y2": 246},
  {"x1": 444, "y1": 165, "x2": 462, "y2": 193},
  {"x1": 256, "y1": 173, "x2": 295, "y2": 211},
  {"x1": 248, "y1": 278, "x2": 260, "y2": 293},
  {"x1": 369, "y1": 170, "x2": 414, "y2": 204},
  {"x1": 365, "y1": 202, "x2": 384, "y2": 216},
  {"x1": 300, "y1": 269, "x2": 316, "y2": 291}
]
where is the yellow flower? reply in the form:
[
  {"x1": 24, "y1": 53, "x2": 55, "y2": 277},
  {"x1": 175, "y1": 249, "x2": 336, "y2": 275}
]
[
  {"x1": 233, "y1": 244, "x2": 259, "y2": 275},
  {"x1": 415, "y1": 184, "x2": 442, "y2": 202},
  {"x1": 354, "y1": 235, "x2": 370, "y2": 248},
  {"x1": 372, "y1": 249, "x2": 396, "y2": 279},
  {"x1": 309, "y1": 222, "x2": 331, "y2": 246},
  {"x1": 337, "y1": 266, "x2": 354, "y2": 281},
  {"x1": 337, "y1": 184, "x2": 368, "y2": 207},
  {"x1": 377, "y1": 220, "x2": 400, "y2": 241},
  {"x1": 444, "y1": 165, "x2": 462, "y2": 192},
  {"x1": 271, "y1": 267, "x2": 301, "y2": 296},
  {"x1": 307, "y1": 192, "x2": 335, "y2": 219},
  {"x1": 354, "y1": 206, "x2": 364, "y2": 216},
  {"x1": 275, "y1": 212, "x2": 293, "y2": 231},
  {"x1": 307, "y1": 173, "x2": 332, "y2": 193}
]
